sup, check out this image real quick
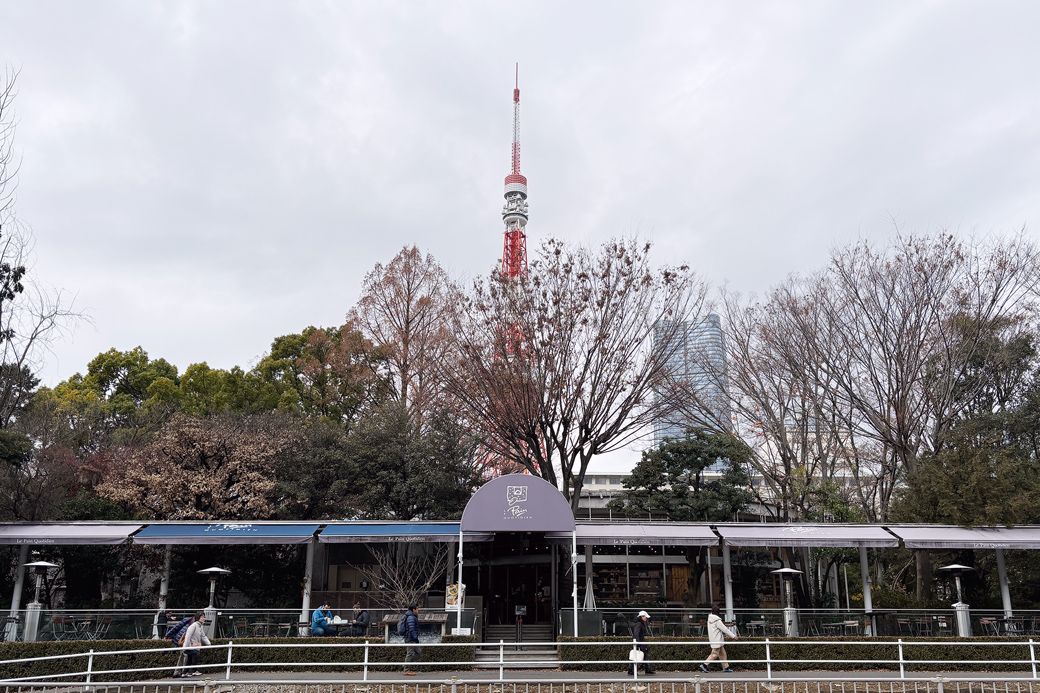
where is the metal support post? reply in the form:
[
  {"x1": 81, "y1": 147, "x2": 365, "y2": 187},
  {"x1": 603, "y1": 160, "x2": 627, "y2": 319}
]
[
  {"x1": 722, "y1": 542, "x2": 735, "y2": 622},
  {"x1": 5, "y1": 544, "x2": 28, "y2": 641},
  {"x1": 859, "y1": 545, "x2": 874, "y2": 636},
  {"x1": 153, "y1": 545, "x2": 172, "y2": 639},
  {"x1": 499, "y1": 639, "x2": 505, "y2": 681},
  {"x1": 571, "y1": 529, "x2": 578, "y2": 637},
  {"x1": 363, "y1": 640, "x2": 370, "y2": 681},
  {"x1": 764, "y1": 638, "x2": 772, "y2": 681},
  {"x1": 1029, "y1": 638, "x2": 1037, "y2": 679},
  {"x1": 299, "y1": 538, "x2": 315, "y2": 636},
  {"x1": 225, "y1": 640, "x2": 233, "y2": 680},
  {"x1": 456, "y1": 529, "x2": 465, "y2": 631},
  {"x1": 86, "y1": 648, "x2": 94, "y2": 689},
  {"x1": 996, "y1": 549, "x2": 1013, "y2": 619},
  {"x1": 898, "y1": 638, "x2": 905, "y2": 679}
]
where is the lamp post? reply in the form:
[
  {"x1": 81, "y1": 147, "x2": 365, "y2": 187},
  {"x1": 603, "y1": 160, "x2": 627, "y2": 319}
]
[
  {"x1": 22, "y1": 561, "x2": 58, "y2": 642},
  {"x1": 197, "y1": 567, "x2": 230, "y2": 639},
  {"x1": 938, "y1": 564, "x2": 974, "y2": 637},
  {"x1": 771, "y1": 567, "x2": 803, "y2": 637}
]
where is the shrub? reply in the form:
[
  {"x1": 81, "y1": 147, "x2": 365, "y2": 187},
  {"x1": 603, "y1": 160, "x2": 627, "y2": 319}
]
[
  {"x1": 557, "y1": 636, "x2": 1035, "y2": 673},
  {"x1": 0, "y1": 636, "x2": 477, "y2": 681}
]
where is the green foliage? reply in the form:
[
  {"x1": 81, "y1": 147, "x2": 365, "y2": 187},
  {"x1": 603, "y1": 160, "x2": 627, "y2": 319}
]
[
  {"x1": 558, "y1": 636, "x2": 1032, "y2": 672},
  {"x1": 0, "y1": 637, "x2": 478, "y2": 680},
  {"x1": 0, "y1": 428, "x2": 30, "y2": 465},
  {"x1": 609, "y1": 431, "x2": 753, "y2": 521},
  {"x1": 342, "y1": 402, "x2": 482, "y2": 520},
  {"x1": 256, "y1": 325, "x2": 391, "y2": 424}
]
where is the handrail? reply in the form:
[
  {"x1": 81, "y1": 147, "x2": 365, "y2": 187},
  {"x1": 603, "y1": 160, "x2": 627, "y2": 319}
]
[{"x1": 1, "y1": 636, "x2": 1038, "y2": 685}]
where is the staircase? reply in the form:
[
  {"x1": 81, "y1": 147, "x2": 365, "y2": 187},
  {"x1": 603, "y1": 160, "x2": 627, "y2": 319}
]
[{"x1": 475, "y1": 623, "x2": 559, "y2": 668}]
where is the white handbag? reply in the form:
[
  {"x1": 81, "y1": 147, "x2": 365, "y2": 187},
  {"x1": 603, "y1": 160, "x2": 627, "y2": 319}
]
[{"x1": 629, "y1": 647, "x2": 644, "y2": 662}]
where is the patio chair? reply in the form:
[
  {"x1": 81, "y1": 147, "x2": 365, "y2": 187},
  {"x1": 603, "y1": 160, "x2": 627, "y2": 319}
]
[
  {"x1": 935, "y1": 616, "x2": 952, "y2": 636},
  {"x1": 842, "y1": 620, "x2": 860, "y2": 636},
  {"x1": 896, "y1": 618, "x2": 913, "y2": 636},
  {"x1": 90, "y1": 616, "x2": 112, "y2": 640},
  {"x1": 979, "y1": 617, "x2": 999, "y2": 636},
  {"x1": 48, "y1": 615, "x2": 69, "y2": 641},
  {"x1": 233, "y1": 617, "x2": 249, "y2": 637}
]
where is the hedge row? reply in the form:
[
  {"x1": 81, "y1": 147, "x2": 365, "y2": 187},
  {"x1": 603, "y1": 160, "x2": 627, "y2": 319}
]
[
  {"x1": 0, "y1": 636, "x2": 478, "y2": 681},
  {"x1": 557, "y1": 636, "x2": 1038, "y2": 673}
]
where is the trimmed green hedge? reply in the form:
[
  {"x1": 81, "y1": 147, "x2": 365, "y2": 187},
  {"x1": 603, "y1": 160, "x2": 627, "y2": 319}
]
[
  {"x1": 0, "y1": 636, "x2": 478, "y2": 681},
  {"x1": 558, "y1": 636, "x2": 1037, "y2": 673}
]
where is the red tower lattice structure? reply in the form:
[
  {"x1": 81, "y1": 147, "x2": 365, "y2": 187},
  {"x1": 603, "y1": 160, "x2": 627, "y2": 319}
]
[{"x1": 501, "y1": 64, "x2": 529, "y2": 278}]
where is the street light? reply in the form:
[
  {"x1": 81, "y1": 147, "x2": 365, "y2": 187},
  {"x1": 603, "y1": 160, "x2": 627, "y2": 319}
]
[
  {"x1": 938, "y1": 563, "x2": 975, "y2": 637},
  {"x1": 771, "y1": 567, "x2": 804, "y2": 637},
  {"x1": 22, "y1": 560, "x2": 58, "y2": 642},
  {"x1": 197, "y1": 567, "x2": 230, "y2": 639}
]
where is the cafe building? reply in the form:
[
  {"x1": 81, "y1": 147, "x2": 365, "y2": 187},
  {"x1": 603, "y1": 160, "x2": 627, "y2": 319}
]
[{"x1": 5, "y1": 473, "x2": 1040, "y2": 642}]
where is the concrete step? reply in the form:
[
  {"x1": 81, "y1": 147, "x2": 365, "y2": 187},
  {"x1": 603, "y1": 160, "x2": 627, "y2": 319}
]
[{"x1": 473, "y1": 648, "x2": 560, "y2": 669}]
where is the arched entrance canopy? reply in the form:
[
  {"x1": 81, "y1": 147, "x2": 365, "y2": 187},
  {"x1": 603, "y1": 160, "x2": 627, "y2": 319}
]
[
  {"x1": 460, "y1": 473, "x2": 575, "y2": 533},
  {"x1": 456, "y1": 474, "x2": 577, "y2": 634}
]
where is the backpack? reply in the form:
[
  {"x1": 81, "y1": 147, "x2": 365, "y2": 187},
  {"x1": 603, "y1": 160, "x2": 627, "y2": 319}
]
[{"x1": 397, "y1": 613, "x2": 408, "y2": 637}]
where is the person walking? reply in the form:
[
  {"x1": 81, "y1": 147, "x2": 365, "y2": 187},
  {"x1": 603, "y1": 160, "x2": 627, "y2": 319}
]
[
  {"x1": 699, "y1": 606, "x2": 738, "y2": 673},
  {"x1": 630, "y1": 610, "x2": 655, "y2": 676},
  {"x1": 164, "y1": 612, "x2": 193, "y2": 678},
  {"x1": 180, "y1": 613, "x2": 211, "y2": 677},
  {"x1": 350, "y1": 601, "x2": 370, "y2": 637},
  {"x1": 402, "y1": 604, "x2": 421, "y2": 676}
]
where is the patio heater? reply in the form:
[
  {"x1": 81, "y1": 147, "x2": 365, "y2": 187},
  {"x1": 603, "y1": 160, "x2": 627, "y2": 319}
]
[
  {"x1": 771, "y1": 567, "x2": 803, "y2": 637},
  {"x1": 22, "y1": 561, "x2": 58, "y2": 643},
  {"x1": 198, "y1": 567, "x2": 231, "y2": 639},
  {"x1": 938, "y1": 564, "x2": 974, "y2": 637}
]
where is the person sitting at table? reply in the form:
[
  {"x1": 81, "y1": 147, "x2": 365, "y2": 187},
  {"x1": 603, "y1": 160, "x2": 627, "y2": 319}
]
[
  {"x1": 310, "y1": 604, "x2": 337, "y2": 636},
  {"x1": 350, "y1": 601, "x2": 370, "y2": 636}
]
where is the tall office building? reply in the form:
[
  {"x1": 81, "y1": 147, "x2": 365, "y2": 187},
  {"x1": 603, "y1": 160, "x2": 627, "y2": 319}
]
[{"x1": 653, "y1": 312, "x2": 731, "y2": 444}]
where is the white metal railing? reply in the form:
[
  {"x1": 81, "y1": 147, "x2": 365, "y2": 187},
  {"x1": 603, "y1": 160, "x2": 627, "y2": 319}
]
[{"x1": 0, "y1": 638, "x2": 1038, "y2": 685}]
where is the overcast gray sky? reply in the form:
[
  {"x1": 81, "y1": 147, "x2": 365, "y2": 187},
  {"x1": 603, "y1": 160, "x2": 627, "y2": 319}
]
[{"x1": 2, "y1": 2, "x2": 1039, "y2": 410}]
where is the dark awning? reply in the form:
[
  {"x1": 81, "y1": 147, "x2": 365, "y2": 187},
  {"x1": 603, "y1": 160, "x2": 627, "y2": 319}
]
[
  {"x1": 715, "y1": 524, "x2": 899, "y2": 548},
  {"x1": 0, "y1": 523, "x2": 143, "y2": 545},
  {"x1": 460, "y1": 474, "x2": 575, "y2": 533},
  {"x1": 133, "y1": 523, "x2": 320, "y2": 545},
  {"x1": 318, "y1": 522, "x2": 491, "y2": 543},
  {"x1": 887, "y1": 526, "x2": 1040, "y2": 549},
  {"x1": 546, "y1": 523, "x2": 718, "y2": 547}
]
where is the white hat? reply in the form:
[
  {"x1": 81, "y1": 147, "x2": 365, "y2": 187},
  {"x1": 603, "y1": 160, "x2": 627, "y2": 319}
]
[{"x1": 638, "y1": 610, "x2": 650, "y2": 619}]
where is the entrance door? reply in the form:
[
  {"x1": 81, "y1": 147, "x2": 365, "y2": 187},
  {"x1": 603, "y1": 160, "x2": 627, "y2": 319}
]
[{"x1": 481, "y1": 534, "x2": 555, "y2": 627}]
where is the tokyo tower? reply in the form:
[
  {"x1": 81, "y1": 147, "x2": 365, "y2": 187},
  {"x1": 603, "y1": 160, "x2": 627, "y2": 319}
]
[{"x1": 501, "y1": 64, "x2": 528, "y2": 278}]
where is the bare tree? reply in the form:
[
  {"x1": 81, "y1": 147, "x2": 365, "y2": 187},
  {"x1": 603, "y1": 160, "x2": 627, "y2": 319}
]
[
  {"x1": 352, "y1": 544, "x2": 452, "y2": 610},
  {"x1": 349, "y1": 246, "x2": 455, "y2": 427},
  {"x1": 0, "y1": 69, "x2": 78, "y2": 428},
  {"x1": 441, "y1": 238, "x2": 707, "y2": 510}
]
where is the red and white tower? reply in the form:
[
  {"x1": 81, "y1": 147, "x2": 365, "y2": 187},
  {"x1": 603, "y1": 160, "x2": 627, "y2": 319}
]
[{"x1": 501, "y1": 64, "x2": 529, "y2": 278}]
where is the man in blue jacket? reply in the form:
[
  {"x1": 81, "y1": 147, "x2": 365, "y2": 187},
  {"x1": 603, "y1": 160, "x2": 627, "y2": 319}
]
[
  {"x1": 403, "y1": 604, "x2": 421, "y2": 676},
  {"x1": 310, "y1": 604, "x2": 337, "y2": 636}
]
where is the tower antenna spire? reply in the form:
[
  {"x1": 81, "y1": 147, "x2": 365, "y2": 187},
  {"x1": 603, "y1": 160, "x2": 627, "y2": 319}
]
[{"x1": 501, "y1": 64, "x2": 528, "y2": 278}]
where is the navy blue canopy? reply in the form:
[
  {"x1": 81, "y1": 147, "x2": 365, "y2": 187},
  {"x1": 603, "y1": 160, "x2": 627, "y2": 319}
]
[
  {"x1": 319, "y1": 522, "x2": 491, "y2": 543},
  {"x1": 134, "y1": 522, "x2": 320, "y2": 545}
]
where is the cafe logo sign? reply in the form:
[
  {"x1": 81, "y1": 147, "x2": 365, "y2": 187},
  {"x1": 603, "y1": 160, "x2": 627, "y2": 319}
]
[
  {"x1": 505, "y1": 485, "x2": 530, "y2": 520},
  {"x1": 205, "y1": 524, "x2": 258, "y2": 532},
  {"x1": 782, "y1": 526, "x2": 820, "y2": 534}
]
